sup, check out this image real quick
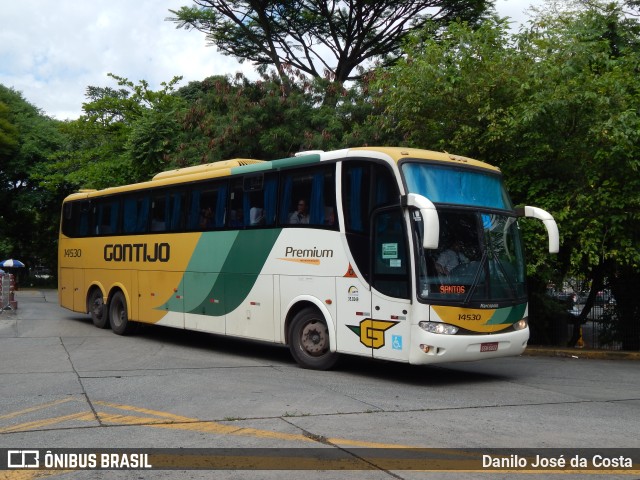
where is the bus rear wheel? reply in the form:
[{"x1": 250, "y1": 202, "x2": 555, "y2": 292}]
[
  {"x1": 88, "y1": 289, "x2": 108, "y2": 329},
  {"x1": 109, "y1": 291, "x2": 137, "y2": 335},
  {"x1": 289, "y1": 307, "x2": 339, "y2": 370}
]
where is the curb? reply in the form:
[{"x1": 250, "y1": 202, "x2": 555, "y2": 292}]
[{"x1": 524, "y1": 346, "x2": 640, "y2": 361}]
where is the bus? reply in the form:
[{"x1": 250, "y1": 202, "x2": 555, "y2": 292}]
[{"x1": 59, "y1": 147, "x2": 559, "y2": 370}]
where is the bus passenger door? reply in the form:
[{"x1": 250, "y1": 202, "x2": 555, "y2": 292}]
[{"x1": 370, "y1": 208, "x2": 412, "y2": 362}]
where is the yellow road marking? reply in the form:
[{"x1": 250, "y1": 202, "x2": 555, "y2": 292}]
[
  {"x1": 0, "y1": 412, "x2": 94, "y2": 434},
  {"x1": 0, "y1": 472, "x2": 69, "y2": 480},
  {"x1": 0, "y1": 398, "x2": 74, "y2": 421},
  {"x1": 0, "y1": 398, "x2": 415, "y2": 448},
  {"x1": 92, "y1": 400, "x2": 194, "y2": 422}
]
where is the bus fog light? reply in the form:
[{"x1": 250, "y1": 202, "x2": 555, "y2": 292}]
[
  {"x1": 420, "y1": 344, "x2": 431, "y2": 353},
  {"x1": 419, "y1": 321, "x2": 458, "y2": 335},
  {"x1": 513, "y1": 318, "x2": 528, "y2": 331}
]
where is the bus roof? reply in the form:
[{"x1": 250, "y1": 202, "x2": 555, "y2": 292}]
[
  {"x1": 62, "y1": 147, "x2": 499, "y2": 202},
  {"x1": 348, "y1": 147, "x2": 500, "y2": 171}
]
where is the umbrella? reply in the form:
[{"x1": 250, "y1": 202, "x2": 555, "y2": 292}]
[{"x1": 0, "y1": 259, "x2": 25, "y2": 268}]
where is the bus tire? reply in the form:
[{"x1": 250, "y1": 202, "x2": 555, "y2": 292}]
[
  {"x1": 88, "y1": 288, "x2": 109, "y2": 329},
  {"x1": 109, "y1": 291, "x2": 137, "y2": 335},
  {"x1": 288, "y1": 307, "x2": 339, "y2": 370}
]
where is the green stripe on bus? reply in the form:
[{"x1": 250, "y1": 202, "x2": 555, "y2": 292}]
[
  {"x1": 486, "y1": 303, "x2": 527, "y2": 325},
  {"x1": 175, "y1": 229, "x2": 282, "y2": 316},
  {"x1": 230, "y1": 154, "x2": 321, "y2": 175}
]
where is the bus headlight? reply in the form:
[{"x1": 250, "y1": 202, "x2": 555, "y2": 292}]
[
  {"x1": 419, "y1": 321, "x2": 459, "y2": 335},
  {"x1": 513, "y1": 318, "x2": 528, "y2": 331}
]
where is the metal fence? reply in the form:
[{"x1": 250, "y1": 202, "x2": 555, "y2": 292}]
[{"x1": 575, "y1": 303, "x2": 621, "y2": 350}]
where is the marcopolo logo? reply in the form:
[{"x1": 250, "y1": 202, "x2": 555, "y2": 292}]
[
  {"x1": 347, "y1": 319, "x2": 398, "y2": 349},
  {"x1": 104, "y1": 243, "x2": 170, "y2": 263}
]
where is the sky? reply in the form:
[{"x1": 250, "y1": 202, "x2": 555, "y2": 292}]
[{"x1": 1, "y1": 0, "x2": 544, "y2": 121}]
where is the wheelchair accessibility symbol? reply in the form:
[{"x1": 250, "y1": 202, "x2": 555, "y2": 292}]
[{"x1": 392, "y1": 335, "x2": 403, "y2": 351}]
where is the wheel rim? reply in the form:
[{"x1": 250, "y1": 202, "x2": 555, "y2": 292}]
[
  {"x1": 300, "y1": 320, "x2": 328, "y2": 357},
  {"x1": 91, "y1": 296, "x2": 104, "y2": 321},
  {"x1": 112, "y1": 300, "x2": 125, "y2": 328}
]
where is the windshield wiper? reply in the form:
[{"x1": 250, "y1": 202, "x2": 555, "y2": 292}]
[
  {"x1": 491, "y1": 249, "x2": 518, "y2": 298},
  {"x1": 463, "y1": 249, "x2": 488, "y2": 305}
]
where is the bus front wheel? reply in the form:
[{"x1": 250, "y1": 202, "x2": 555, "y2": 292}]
[
  {"x1": 289, "y1": 307, "x2": 339, "y2": 370},
  {"x1": 109, "y1": 291, "x2": 137, "y2": 335},
  {"x1": 88, "y1": 289, "x2": 108, "y2": 329}
]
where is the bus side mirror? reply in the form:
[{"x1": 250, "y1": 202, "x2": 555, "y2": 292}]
[
  {"x1": 403, "y1": 194, "x2": 439, "y2": 250},
  {"x1": 517, "y1": 206, "x2": 560, "y2": 253}
]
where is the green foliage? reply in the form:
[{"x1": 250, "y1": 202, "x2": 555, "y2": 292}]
[
  {"x1": 43, "y1": 74, "x2": 187, "y2": 190},
  {"x1": 171, "y1": 71, "x2": 385, "y2": 164},
  {"x1": 372, "y1": 7, "x2": 640, "y2": 274},
  {"x1": 371, "y1": 2, "x2": 640, "y2": 348},
  {"x1": 370, "y1": 19, "x2": 523, "y2": 157},
  {"x1": 0, "y1": 85, "x2": 67, "y2": 275},
  {"x1": 0, "y1": 101, "x2": 19, "y2": 160}
]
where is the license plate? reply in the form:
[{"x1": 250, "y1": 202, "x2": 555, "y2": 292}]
[{"x1": 480, "y1": 342, "x2": 499, "y2": 352}]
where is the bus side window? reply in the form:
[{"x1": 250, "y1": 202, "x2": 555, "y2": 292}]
[
  {"x1": 262, "y1": 174, "x2": 278, "y2": 226},
  {"x1": 62, "y1": 201, "x2": 92, "y2": 238},
  {"x1": 279, "y1": 166, "x2": 335, "y2": 227},
  {"x1": 188, "y1": 181, "x2": 228, "y2": 231},
  {"x1": 150, "y1": 190, "x2": 185, "y2": 232},
  {"x1": 151, "y1": 193, "x2": 168, "y2": 232},
  {"x1": 342, "y1": 161, "x2": 399, "y2": 282},
  {"x1": 243, "y1": 173, "x2": 275, "y2": 227},
  {"x1": 229, "y1": 178, "x2": 248, "y2": 227},
  {"x1": 95, "y1": 198, "x2": 120, "y2": 235},
  {"x1": 167, "y1": 191, "x2": 185, "y2": 231},
  {"x1": 123, "y1": 195, "x2": 150, "y2": 234}
]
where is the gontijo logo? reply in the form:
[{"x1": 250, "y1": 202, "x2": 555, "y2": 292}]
[
  {"x1": 104, "y1": 243, "x2": 170, "y2": 262},
  {"x1": 347, "y1": 319, "x2": 398, "y2": 348}
]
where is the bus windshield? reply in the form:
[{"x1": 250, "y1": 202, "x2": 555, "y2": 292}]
[
  {"x1": 413, "y1": 210, "x2": 527, "y2": 305},
  {"x1": 402, "y1": 162, "x2": 513, "y2": 210}
]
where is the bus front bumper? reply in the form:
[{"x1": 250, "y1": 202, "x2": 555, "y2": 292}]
[{"x1": 408, "y1": 325, "x2": 529, "y2": 365}]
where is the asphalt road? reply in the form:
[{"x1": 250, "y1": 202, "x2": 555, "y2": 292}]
[{"x1": 1, "y1": 290, "x2": 639, "y2": 479}]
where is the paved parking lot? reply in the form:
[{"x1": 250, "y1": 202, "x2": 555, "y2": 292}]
[{"x1": 1, "y1": 290, "x2": 639, "y2": 478}]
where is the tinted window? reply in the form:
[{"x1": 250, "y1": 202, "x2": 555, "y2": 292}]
[
  {"x1": 94, "y1": 198, "x2": 120, "y2": 235},
  {"x1": 188, "y1": 181, "x2": 228, "y2": 230},
  {"x1": 279, "y1": 166, "x2": 336, "y2": 227},
  {"x1": 342, "y1": 162, "x2": 398, "y2": 234},
  {"x1": 123, "y1": 194, "x2": 151, "y2": 234}
]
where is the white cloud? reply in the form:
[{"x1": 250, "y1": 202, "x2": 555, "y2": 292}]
[
  {"x1": 0, "y1": 0, "x2": 247, "y2": 120},
  {"x1": 0, "y1": 0, "x2": 545, "y2": 120}
]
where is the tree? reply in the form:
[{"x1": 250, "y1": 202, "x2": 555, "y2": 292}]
[
  {"x1": 370, "y1": 3, "x2": 640, "y2": 349},
  {"x1": 168, "y1": 0, "x2": 493, "y2": 90},
  {"x1": 171, "y1": 71, "x2": 386, "y2": 164},
  {"x1": 45, "y1": 74, "x2": 186, "y2": 190},
  {"x1": 510, "y1": 2, "x2": 640, "y2": 349},
  {"x1": 0, "y1": 85, "x2": 67, "y2": 279}
]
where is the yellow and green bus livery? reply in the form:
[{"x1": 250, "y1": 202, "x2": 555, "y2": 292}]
[{"x1": 59, "y1": 147, "x2": 559, "y2": 369}]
